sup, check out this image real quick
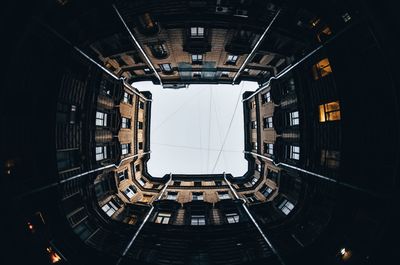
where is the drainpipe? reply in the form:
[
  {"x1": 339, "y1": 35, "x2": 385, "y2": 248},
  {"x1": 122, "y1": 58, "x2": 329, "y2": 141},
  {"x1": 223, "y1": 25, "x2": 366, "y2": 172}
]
[
  {"x1": 223, "y1": 173, "x2": 286, "y2": 265},
  {"x1": 116, "y1": 173, "x2": 173, "y2": 265},
  {"x1": 232, "y1": 10, "x2": 281, "y2": 85},
  {"x1": 113, "y1": 4, "x2": 163, "y2": 86}
]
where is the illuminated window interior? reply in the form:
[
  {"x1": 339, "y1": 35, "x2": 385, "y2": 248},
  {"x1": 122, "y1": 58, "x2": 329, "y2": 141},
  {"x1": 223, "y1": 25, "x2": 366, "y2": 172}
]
[
  {"x1": 312, "y1": 58, "x2": 332, "y2": 80},
  {"x1": 319, "y1": 101, "x2": 341, "y2": 122}
]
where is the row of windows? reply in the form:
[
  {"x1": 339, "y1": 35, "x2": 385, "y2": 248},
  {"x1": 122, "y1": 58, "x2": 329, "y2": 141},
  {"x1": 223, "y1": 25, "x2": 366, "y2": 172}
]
[
  {"x1": 172, "y1": 180, "x2": 225, "y2": 187},
  {"x1": 165, "y1": 191, "x2": 231, "y2": 201},
  {"x1": 154, "y1": 212, "x2": 240, "y2": 225}
]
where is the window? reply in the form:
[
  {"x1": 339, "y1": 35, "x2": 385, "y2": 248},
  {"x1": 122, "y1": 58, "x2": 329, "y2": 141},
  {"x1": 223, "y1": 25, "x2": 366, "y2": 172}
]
[
  {"x1": 121, "y1": 144, "x2": 130, "y2": 155},
  {"x1": 118, "y1": 170, "x2": 128, "y2": 182},
  {"x1": 215, "y1": 180, "x2": 222, "y2": 186},
  {"x1": 256, "y1": 164, "x2": 262, "y2": 172},
  {"x1": 252, "y1": 142, "x2": 257, "y2": 150},
  {"x1": 243, "y1": 68, "x2": 250, "y2": 73},
  {"x1": 245, "y1": 194, "x2": 258, "y2": 203},
  {"x1": 289, "y1": 145, "x2": 300, "y2": 160},
  {"x1": 342, "y1": 12, "x2": 351, "y2": 23},
  {"x1": 150, "y1": 43, "x2": 168, "y2": 58},
  {"x1": 192, "y1": 192, "x2": 203, "y2": 201},
  {"x1": 191, "y1": 215, "x2": 206, "y2": 225},
  {"x1": 250, "y1": 101, "x2": 256, "y2": 109},
  {"x1": 123, "y1": 185, "x2": 136, "y2": 199},
  {"x1": 194, "y1": 181, "x2": 201, "y2": 187},
  {"x1": 312, "y1": 58, "x2": 332, "y2": 80},
  {"x1": 251, "y1": 121, "x2": 257, "y2": 129},
  {"x1": 166, "y1": 192, "x2": 178, "y2": 200},
  {"x1": 251, "y1": 53, "x2": 263, "y2": 63},
  {"x1": 113, "y1": 56, "x2": 126, "y2": 67},
  {"x1": 155, "y1": 212, "x2": 171, "y2": 224},
  {"x1": 159, "y1": 63, "x2": 172, "y2": 72},
  {"x1": 250, "y1": 176, "x2": 258, "y2": 185},
  {"x1": 139, "y1": 13, "x2": 156, "y2": 30},
  {"x1": 135, "y1": 164, "x2": 141, "y2": 172},
  {"x1": 101, "y1": 200, "x2": 119, "y2": 217},
  {"x1": 122, "y1": 117, "x2": 131, "y2": 129},
  {"x1": 95, "y1": 112, "x2": 107, "y2": 126},
  {"x1": 218, "y1": 191, "x2": 230, "y2": 200},
  {"x1": 226, "y1": 54, "x2": 238, "y2": 64},
  {"x1": 262, "y1": 91, "x2": 271, "y2": 103},
  {"x1": 138, "y1": 121, "x2": 143, "y2": 129},
  {"x1": 260, "y1": 184, "x2": 273, "y2": 198},
  {"x1": 143, "y1": 68, "x2": 152, "y2": 74},
  {"x1": 123, "y1": 92, "x2": 133, "y2": 104},
  {"x1": 278, "y1": 199, "x2": 295, "y2": 215},
  {"x1": 138, "y1": 177, "x2": 146, "y2": 186},
  {"x1": 192, "y1": 71, "x2": 201, "y2": 78},
  {"x1": 141, "y1": 194, "x2": 153, "y2": 203},
  {"x1": 139, "y1": 101, "x2": 145, "y2": 109},
  {"x1": 321, "y1": 150, "x2": 340, "y2": 169},
  {"x1": 190, "y1": 27, "x2": 205, "y2": 38},
  {"x1": 319, "y1": 101, "x2": 341, "y2": 122},
  {"x1": 95, "y1": 146, "x2": 107, "y2": 161},
  {"x1": 289, "y1": 111, "x2": 299, "y2": 126},
  {"x1": 191, "y1": 54, "x2": 203, "y2": 64},
  {"x1": 221, "y1": 71, "x2": 229, "y2": 77},
  {"x1": 226, "y1": 213, "x2": 240, "y2": 224},
  {"x1": 264, "y1": 143, "x2": 274, "y2": 155},
  {"x1": 263, "y1": 117, "x2": 273, "y2": 128},
  {"x1": 138, "y1": 142, "x2": 143, "y2": 150},
  {"x1": 173, "y1": 181, "x2": 181, "y2": 186}
]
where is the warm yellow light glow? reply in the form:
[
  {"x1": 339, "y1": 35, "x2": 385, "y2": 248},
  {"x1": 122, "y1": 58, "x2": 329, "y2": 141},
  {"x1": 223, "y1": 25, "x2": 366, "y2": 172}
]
[
  {"x1": 312, "y1": 58, "x2": 332, "y2": 80},
  {"x1": 319, "y1": 101, "x2": 340, "y2": 122},
  {"x1": 339, "y1": 247, "x2": 352, "y2": 261},
  {"x1": 46, "y1": 247, "x2": 62, "y2": 263},
  {"x1": 28, "y1": 223, "x2": 34, "y2": 231}
]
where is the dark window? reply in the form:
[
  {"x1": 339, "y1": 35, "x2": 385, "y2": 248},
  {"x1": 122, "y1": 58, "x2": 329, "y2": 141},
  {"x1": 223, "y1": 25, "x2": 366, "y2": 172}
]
[
  {"x1": 194, "y1": 181, "x2": 201, "y2": 187},
  {"x1": 135, "y1": 164, "x2": 141, "y2": 172},
  {"x1": 138, "y1": 121, "x2": 143, "y2": 129},
  {"x1": 138, "y1": 142, "x2": 143, "y2": 150},
  {"x1": 57, "y1": 150, "x2": 79, "y2": 171},
  {"x1": 174, "y1": 181, "x2": 181, "y2": 186},
  {"x1": 321, "y1": 150, "x2": 340, "y2": 169},
  {"x1": 150, "y1": 43, "x2": 168, "y2": 58},
  {"x1": 118, "y1": 170, "x2": 128, "y2": 182},
  {"x1": 245, "y1": 194, "x2": 258, "y2": 203},
  {"x1": 139, "y1": 101, "x2": 145, "y2": 109},
  {"x1": 112, "y1": 56, "x2": 127, "y2": 67},
  {"x1": 251, "y1": 54, "x2": 263, "y2": 63}
]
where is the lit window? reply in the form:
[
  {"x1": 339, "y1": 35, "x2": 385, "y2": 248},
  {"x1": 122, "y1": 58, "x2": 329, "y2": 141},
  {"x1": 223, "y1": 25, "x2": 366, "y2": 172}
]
[
  {"x1": 312, "y1": 58, "x2": 332, "y2": 80},
  {"x1": 123, "y1": 92, "x2": 133, "y2": 104},
  {"x1": 250, "y1": 176, "x2": 258, "y2": 185},
  {"x1": 321, "y1": 149, "x2": 340, "y2": 169},
  {"x1": 243, "y1": 68, "x2": 250, "y2": 73},
  {"x1": 121, "y1": 144, "x2": 130, "y2": 155},
  {"x1": 251, "y1": 120, "x2": 257, "y2": 129},
  {"x1": 141, "y1": 194, "x2": 153, "y2": 203},
  {"x1": 256, "y1": 164, "x2": 262, "y2": 172},
  {"x1": 226, "y1": 213, "x2": 240, "y2": 224},
  {"x1": 95, "y1": 111, "x2": 107, "y2": 126},
  {"x1": 138, "y1": 177, "x2": 146, "y2": 186},
  {"x1": 192, "y1": 192, "x2": 203, "y2": 201},
  {"x1": 95, "y1": 146, "x2": 107, "y2": 161},
  {"x1": 251, "y1": 53, "x2": 263, "y2": 63},
  {"x1": 319, "y1": 101, "x2": 341, "y2": 122},
  {"x1": 117, "y1": 170, "x2": 128, "y2": 182},
  {"x1": 122, "y1": 117, "x2": 131, "y2": 128},
  {"x1": 191, "y1": 54, "x2": 203, "y2": 64},
  {"x1": 159, "y1": 63, "x2": 172, "y2": 72},
  {"x1": 143, "y1": 68, "x2": 152, "y2": 74},
  {"x1": 155, "y1": 212, "x2": 171, "y2": 224},
  {"x1": 264, "y1": 143, "x2": 273, "y2": 155},
  {"x1": 289, "y1": 111, "x2": 299, "y2": 126},
  {"x1": 226, "y1": 54, "x2": 238, "y2": 64},
  {"x1": 260, "y1": 184, "x2": 273, "y2": 198},
  {"x1": 218, "y1": 191, "x2": 230, "y2": 200},
  {"x1": 190, "y1": 27, "x2": 205, "y2": 38},
  {"x1": 342, "y1": 12, "x2": 351, "y2": 23},
  {"x1": 250, "y1": 101, "x2": 256, "y2": 109},
  {"x1": 192, "y1": 71, "x2": 202, "y2": 78},
  {"x1": 166, "y1": 192, "x2": 178, "y2": 200},
  {"x1": 123, "y1": 185, "x2": 136, "y2": 199},
  {"x1": 262, "y1": 91, "x2": 271, "y2": 103},
  {"x1": 278, "y1": 199, "x2": 295, "y2": 215},
  {"x1": 289, "y1": 145, "x2": 300, "y2": 160},
  {"x1": 101, "y1": 200, "x2": 119, "y2": 217},
  {"x1": 263, "y1": 117, "x2": 273, "y2": 128},
  {"x1": 191, "y1": 215, "x2": 206, "y2": 225},
  {"x1": 138, "y1": 121, "x2": 143, "y2": 129}
]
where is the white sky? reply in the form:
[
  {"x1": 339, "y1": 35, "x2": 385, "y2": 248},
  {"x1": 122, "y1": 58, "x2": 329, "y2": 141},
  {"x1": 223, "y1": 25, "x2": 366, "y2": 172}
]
[{"x1": 133, "y1": 81, "x2": 259, "y2": 177}]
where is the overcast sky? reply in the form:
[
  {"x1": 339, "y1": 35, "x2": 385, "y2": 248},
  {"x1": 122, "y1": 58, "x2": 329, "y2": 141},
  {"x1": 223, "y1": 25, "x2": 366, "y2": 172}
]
[{"x1": 133, "y1": 81, "x2": 259, "y2": 177}]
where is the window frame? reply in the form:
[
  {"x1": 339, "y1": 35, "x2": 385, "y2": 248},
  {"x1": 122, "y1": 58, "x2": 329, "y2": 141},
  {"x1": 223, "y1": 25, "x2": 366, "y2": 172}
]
[{"x1": 95, "y1": 111, "x2": 108, "y2": 127}]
